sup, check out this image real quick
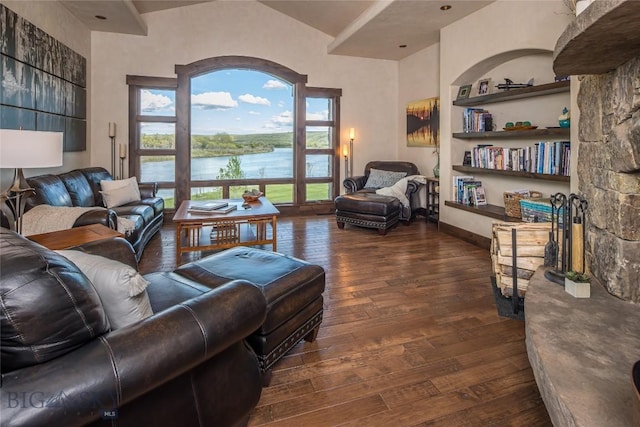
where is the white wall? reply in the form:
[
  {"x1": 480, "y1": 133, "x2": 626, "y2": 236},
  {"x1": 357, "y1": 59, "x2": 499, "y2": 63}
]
[
  {"x1": 0, "y1": 1, "x2": 91, "y2": 188},
  {"x1": 439, "y1": 0, "x2": 574, "y2": 238},
  {"x1": 398, "y1": 43, "x2": 440, "y2": 176},
  {"x1": 90, "y1": 1, "x2": 399, "y2": 180}
]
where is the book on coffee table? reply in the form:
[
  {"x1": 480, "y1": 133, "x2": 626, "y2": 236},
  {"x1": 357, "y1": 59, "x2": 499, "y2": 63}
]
[
  {"x1": 188, "y1": 201, "x2": 228, "y2": 211},
  {"x1": 188, "y1": 204, "x2": 237, "y2": 214}
]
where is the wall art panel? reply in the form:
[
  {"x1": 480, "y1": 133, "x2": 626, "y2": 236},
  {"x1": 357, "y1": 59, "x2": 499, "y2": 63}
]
[{"x1": 0, "y1": 4, "x2": 86, "y2": 151}]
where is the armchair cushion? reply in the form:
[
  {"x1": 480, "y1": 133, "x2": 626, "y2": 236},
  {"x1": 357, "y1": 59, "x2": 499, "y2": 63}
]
[
  {"x1": 57, "y1": 250, "x2": 153, "y2": 329},
  {"x1": 364, "y1": 168, "x2": 407, "y2": 189}
]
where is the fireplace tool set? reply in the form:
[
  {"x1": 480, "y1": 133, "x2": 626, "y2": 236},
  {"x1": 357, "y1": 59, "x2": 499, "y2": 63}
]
[{"x1": 544, "y1": 193, "x2": 588, "y2": 285}]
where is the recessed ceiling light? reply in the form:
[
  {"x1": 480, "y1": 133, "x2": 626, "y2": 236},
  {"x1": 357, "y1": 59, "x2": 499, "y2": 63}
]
[
  {"x1": 399, "y1": 44, "x2": 407, "y2": 48},
  {"x1": 440, "y1": 5, "x2": 452, "y2": 11},
  {"x1": 95, "y1": 15, "x2": 107, "y2": 20}
]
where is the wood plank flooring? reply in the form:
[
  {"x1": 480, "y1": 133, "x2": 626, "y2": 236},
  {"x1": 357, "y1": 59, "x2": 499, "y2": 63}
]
[{"x1": 138, "y1": 215, "x2": 551, "y2": 427}]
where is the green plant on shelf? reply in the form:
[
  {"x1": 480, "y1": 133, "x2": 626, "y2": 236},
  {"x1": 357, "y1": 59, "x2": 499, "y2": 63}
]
[{"x1": 565, "y1": 270, "x2": 590, "y2": 283}]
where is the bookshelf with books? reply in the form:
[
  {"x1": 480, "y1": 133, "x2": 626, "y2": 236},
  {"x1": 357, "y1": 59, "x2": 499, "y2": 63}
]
[{"x1": 450, "y1": 80, "x2": 571, "y2": 222}]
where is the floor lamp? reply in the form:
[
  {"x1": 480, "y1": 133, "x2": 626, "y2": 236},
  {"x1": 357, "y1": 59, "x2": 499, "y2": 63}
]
[{"x1": 0, "y1": 129, "x2": 64, "y2": 234}]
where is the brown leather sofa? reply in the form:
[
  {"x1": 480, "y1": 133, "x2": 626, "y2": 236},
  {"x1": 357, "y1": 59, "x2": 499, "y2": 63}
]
[
  {"x1": 22, "y1": 167, "x2": 163, "y2": 260},
  {"x1": 0, "y1": 228, "x2": 267, "y2": 426}
]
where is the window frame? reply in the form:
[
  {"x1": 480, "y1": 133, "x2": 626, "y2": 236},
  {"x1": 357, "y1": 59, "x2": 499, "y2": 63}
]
[{"x1": 127, "y1": 57, "x2": 342, "y2": 213}]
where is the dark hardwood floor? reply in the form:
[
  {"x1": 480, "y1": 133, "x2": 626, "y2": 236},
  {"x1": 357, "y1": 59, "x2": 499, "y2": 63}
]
[{"x1": 138, "y1": 215, "x2": 551, "y2": 427}]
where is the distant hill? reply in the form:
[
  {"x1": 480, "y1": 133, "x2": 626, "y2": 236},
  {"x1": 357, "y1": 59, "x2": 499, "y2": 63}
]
[{"x1": 142, "y1": 131, "x2": 330, "y2": 160}]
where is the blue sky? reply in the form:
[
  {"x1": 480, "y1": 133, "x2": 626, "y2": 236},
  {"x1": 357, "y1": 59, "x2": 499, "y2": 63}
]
[{"x1": 140, "y1": 69, "x2": 328, "y2": 135}]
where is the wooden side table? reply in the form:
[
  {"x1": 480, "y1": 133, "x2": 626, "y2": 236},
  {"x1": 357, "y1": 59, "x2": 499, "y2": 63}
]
[
  {"x1": 28, "y1": 224, "x2": 124, "y2": 250},
  {"x1": 425, "y1": 177, "x2": 439, "y2": 224}
]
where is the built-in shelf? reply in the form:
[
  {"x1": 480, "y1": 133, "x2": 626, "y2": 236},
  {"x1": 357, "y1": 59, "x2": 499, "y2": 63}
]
[
  {"x1": 452, "y1": 165, "x2": 570, "y2": 182},
  {"x1": 453, "y1": 81, "x2": 570, "y2": 107},
  {"x1": 453, "y1": 128, "x2": 570, "y2": 139},
  {"x1": 444, "y1": 200, "x2": 521, "y2": 222},
  {"x1": 554, "y1": 0, "x2": 640, "y2": 75}
]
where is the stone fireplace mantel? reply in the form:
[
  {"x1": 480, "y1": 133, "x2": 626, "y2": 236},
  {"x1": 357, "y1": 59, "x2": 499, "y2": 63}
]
[{"x1": 553, "y1": 0, "x2": 640, "y2": 75}]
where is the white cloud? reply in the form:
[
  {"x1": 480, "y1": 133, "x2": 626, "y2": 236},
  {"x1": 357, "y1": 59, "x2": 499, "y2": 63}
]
[
  {"x1": 263, "y1": 79, "x2": 287, "y2": 90},
  {"x1": 141, "y1": 90, "x2": 173, "y2": 112},
  {"x1": 238, "y1": 93, "x2": 271, "y2": 106},
  {"x1": 270, "y1": 110, "x2": 293, "y2": 126},
  {"x1": 191, "y1": 92, "x2": 238, "y2": 110},
  {"x1": 307, "y1": 110, "x2": 328, "y2": 121},
  {"x1": 249, "y1": 111, "x2": 261, "y2": 115}
]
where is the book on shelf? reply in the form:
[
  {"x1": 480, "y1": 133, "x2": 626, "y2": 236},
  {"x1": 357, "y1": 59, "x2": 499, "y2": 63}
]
[
  {"x1": 189, "y1": 201, "x2": 228, "y2": 211},
  {"x1": 462, "y1": 108, "x2": 493, "y2": 133},
  {"x1": 469, "y1": 141, "x2": 570, "y2": 175},
  {"x1": 473, "y1": 186, "x2": 487, "y2": 206},
  {"x1": 188, "y1": 204, "x2": 238, "y2": 214}
]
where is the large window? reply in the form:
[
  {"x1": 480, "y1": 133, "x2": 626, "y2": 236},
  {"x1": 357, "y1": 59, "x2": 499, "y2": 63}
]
[
  {"x1": 126, "y1": 76, "x2": 177, "y2": 208},
  {"x1": 128, "y1": 57, "x2": 341, "y2": 212}
]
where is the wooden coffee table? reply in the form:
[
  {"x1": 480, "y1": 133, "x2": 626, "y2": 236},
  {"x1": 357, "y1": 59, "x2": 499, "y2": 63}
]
[
  {"x1": 28, "y1": 224, "x2": 124, "y2": 250},
  {"x1": 173, "y1": 197, "x2": 280, "y2": 264}
]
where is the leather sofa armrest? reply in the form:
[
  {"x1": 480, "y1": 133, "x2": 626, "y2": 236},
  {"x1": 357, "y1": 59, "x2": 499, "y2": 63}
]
[
  {"x1": 0, "y1": 280, "x2": 267, "y2": 427},
  {"x1": 72, "y1": 237, "x2": 138, "y2": 270},
  {"x1": 343, "y1": 175, "x2": 367, "y2": 193},
  {"x1": 72, "y1": 209, "x2": 118, "y2": 230},
  {"x1": 138, "y1": 182, "x2": 158, "y2": 198}
]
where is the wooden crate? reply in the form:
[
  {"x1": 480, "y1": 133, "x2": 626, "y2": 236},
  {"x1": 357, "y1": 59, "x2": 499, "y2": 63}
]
[{"x1": 491, "y1": 222, "x2": 556, "y2": 297}]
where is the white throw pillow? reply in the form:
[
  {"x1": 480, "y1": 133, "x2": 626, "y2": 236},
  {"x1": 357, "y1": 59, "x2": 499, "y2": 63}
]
[
  {"x1": 100, "y1": 177, "x2": 141, "y2": 208},
  {"x1": 364, "y1": 168, "x2": 407, "y2": 189},
  {"x1": 56, "y1": 250, "x2": 153, "y2": 329}
]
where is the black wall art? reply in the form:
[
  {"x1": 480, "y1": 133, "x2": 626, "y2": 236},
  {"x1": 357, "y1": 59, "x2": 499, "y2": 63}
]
[{"x1": 0, "y1": 4, "x2": 87, "y2": 152}]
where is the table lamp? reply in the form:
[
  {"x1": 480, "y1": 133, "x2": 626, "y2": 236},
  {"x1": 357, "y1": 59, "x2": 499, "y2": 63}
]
[{"x1": 0, "y1": 129, "x2": 64, "y2": 233}]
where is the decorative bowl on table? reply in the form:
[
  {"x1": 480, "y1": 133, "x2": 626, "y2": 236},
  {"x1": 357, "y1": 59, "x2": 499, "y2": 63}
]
[{"x1": 242, "y1": 189, "x2": 263, "y2": 202}]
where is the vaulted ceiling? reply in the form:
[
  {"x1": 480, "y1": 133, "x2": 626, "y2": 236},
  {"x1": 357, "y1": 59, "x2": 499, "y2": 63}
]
[{"x1": 59, "y1": 0, "x2": 493, "y2": 60}]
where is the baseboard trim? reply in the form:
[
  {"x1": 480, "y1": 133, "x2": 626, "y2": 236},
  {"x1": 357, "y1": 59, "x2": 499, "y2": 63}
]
[{"x1": 439, "y1": 221, "x2": 491, "y2": 250}]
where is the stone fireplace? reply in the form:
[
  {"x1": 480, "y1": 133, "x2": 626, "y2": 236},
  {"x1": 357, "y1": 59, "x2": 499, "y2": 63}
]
[
  {"x1": 525, "y1": 3, "x2": 640, "y2": 425},
  {"x1": 555, "y1": 0, "x2": 640, "y2": 304},
  {"x1": 579, "y1": 61, "x2": 640, "y2": 304}
]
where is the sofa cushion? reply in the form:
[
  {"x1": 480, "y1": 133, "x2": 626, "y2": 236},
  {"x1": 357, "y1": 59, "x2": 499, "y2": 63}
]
[
  {"x1": 59, "y1": 170, "x2": 95, "y2": 207},
  {"x1": 25, "y1": 174, "x2": 73, "y2": 209},
  {"x1": 57, "y1": 250, "x2": 153, "y2": 329},
  {"x1": 100, "y1": 177, "x2": 142, "y2": 208},
  {"x1": 364, "y1": 168, "x2": 407, "y2": 189},
  {"x1": 0, "y1": 229, "x2": 109, "y2": 373},
  {"x1": 80, "y1": 167, "x2": 114, "y2": 206}
]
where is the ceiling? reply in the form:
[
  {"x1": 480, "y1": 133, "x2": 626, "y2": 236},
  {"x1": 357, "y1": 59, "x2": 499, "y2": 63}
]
[{"x1": 59, "y1": 0, "x2": 494, "y2": 60}]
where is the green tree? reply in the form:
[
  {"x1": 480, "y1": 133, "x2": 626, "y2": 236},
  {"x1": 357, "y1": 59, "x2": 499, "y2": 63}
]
[{"x1": 217, "y1": 156, "x2": 246, "y2": 179}]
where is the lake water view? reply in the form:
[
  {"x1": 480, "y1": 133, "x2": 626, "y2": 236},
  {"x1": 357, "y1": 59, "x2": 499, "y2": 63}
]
[{"x1": 140, "y1": 148, "x2": 331, "y2": 182}]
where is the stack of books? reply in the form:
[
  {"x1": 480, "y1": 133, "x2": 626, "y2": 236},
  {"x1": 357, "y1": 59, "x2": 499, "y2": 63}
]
[
  {"x1": 452, "y1": 175, "x2": 486, "y2": 207},
  {"x1": 188, "y1": 201, "x2": 237, "y2": 214},
  {"x1": 462, "y1": 108, "x2": 493, "y2": 133}
]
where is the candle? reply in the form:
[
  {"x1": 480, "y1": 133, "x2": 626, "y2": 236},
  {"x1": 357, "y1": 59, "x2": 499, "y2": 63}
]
[
  {"x1": 119, "y1": 144, "x2": 127, "y2": 158},
  {"x1": 108, "y1": 122, "x2": 116, "y2": 138},
  {"x1": 349, "y1": 128, "x2": 356, "y2": 140}
]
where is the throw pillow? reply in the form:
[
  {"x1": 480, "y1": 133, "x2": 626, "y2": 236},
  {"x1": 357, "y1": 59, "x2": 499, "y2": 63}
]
[
  {"x1": 364, "y1": 168, "x2": 407, "y2": 189},
  {"x1": 56, "y1": 250, "x2": 153, "y2": 329},
  {"x1": 100, "y1": 176, "x2": 141, "y2": 208}
]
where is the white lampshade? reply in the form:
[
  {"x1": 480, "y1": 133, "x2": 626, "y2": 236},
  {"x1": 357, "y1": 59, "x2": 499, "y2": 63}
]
[{"x1": 0, "y1": 129, "x2": 64, "y2": 168}]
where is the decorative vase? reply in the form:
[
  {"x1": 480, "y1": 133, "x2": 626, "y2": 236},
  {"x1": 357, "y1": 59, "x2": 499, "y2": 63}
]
[{"x1": 433, "y1": 158, "x2": 440, "y2": 178}]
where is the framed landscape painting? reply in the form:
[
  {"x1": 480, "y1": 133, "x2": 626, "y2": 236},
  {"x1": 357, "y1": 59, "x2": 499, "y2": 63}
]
[{"x1": 406, "y1": 97, "x2": 439, "y2": 147}]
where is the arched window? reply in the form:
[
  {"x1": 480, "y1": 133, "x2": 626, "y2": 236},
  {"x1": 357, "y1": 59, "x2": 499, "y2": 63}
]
[{"x1": 127, "y1": 56, "x2": 341, "y2": 214}]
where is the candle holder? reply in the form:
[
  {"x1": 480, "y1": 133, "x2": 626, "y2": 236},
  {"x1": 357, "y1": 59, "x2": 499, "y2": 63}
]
[
  {"x1": 108, "y1": 122, "x2": 117, "y2": 177},
  {"x1": 119, "y1": 144, "x2": 127, "y2": 179},
  {"x1": 110, "y1": 136, "x2": 116, "y2": 178}
]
